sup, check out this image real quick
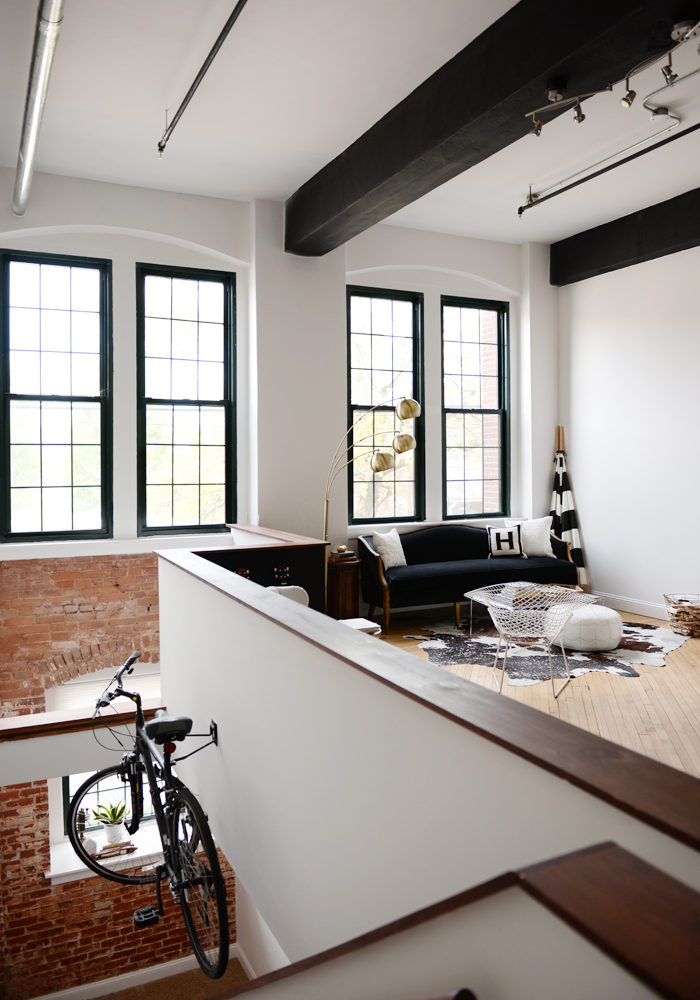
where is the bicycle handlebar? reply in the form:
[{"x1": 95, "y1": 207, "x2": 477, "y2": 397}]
[{"x1": 95, "y1": 651, "x2": 142, "y2": 710}]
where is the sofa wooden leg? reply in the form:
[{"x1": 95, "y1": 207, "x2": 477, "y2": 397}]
[
  {"x1": 454, "y1": 602, "x2": 461, "y2": 627},
  {"x1": 383, "y1": 596, "x2": 391, "y2": 632}
]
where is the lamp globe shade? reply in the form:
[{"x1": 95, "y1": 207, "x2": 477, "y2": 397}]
[
  {"x1": 395, "y1": 398, "x2": 421, "y2": 420},
  {"x1": 370, "y1": 450, "x2": 396, "y2": 473},
  {"x1": 393, "y1": 433, "x2": 416, "y2": 453}
]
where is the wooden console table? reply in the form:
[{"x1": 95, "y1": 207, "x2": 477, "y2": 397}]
[{"x1": 195, "y1": 525, "x2": 329, "y2": 612}]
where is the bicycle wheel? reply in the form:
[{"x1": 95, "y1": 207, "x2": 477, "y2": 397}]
[
  {"x1": 67, "y1": 764, "x2": 163, "y2": 886},
  {"x1": 170, "y1": 787, "x2": 229, "y2": 978}
]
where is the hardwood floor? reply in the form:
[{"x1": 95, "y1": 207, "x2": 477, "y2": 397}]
[{"x1": 380, "y1": 608, "x2": 700, "y2": 778}]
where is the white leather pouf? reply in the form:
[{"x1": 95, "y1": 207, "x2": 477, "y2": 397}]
[{"x1": 560, "y1": 605, "x2": 623, "y2": 651}]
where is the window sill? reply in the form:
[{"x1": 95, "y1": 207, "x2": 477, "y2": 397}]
[
  {"x1": 1, "y1": 532, "x2": 233, "y2": 562},
  {"x1": 46, "y1": 827, "x2": 164, "y2": 885}
]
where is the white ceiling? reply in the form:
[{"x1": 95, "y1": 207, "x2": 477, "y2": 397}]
[{"x1": 1, "y1": 0, "x2": 699, "y2": 247}]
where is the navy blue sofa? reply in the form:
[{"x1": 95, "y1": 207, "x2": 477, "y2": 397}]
[{"x1": 358, "y1": 524, "x2": 578, "y2": 629}]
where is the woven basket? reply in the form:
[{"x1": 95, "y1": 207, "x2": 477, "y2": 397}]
[{"x1": 664, "y1": 593, "x2": 700, "y2": 637}]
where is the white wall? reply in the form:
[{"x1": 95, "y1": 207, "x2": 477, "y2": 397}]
[
  {"x1": 0, "y1": 166, "x2": 252, "y2": 559},
  {"x1": 559, "y1": 246, "x2": 700, "y2": 614}
]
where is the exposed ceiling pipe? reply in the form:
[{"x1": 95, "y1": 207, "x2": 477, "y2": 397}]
[{"x1": 12, "y1": 0, "x2": 64, "y2": 216}]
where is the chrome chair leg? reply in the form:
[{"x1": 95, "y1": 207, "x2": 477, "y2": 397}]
[
  {"x1": 549, "y1": 640, "x2": 572, "y2": 699},
  {"x1": 492, "y1": 634, "x2": 508, "y2": 693}
]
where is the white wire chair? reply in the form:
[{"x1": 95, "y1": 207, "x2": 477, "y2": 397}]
[{"x1": 465, "y1": 582, "x2": 599, "y2": 698}]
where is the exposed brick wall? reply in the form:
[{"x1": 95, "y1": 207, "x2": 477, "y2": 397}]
[
  {"x1": 0, "y1": 554, "x2": 160, "y2": 714},
  {"x1": 0, "y1": 781, "x2": 236, "y2": 1000},
  {"x1": 0, "y1": 553, "x2": 236, "y2": 999}
]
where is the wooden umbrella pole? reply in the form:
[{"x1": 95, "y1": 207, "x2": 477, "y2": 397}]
[{"x1": 555, "y1": 425, "x2": 565, "y2": 451}]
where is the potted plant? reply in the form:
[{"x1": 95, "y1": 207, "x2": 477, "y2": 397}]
[{"x1": 92, "y1": 801, "x2": 128, "y2": 845}]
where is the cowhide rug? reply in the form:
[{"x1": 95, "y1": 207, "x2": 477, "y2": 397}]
[{"x1": 405, "y1": 620, "x2": 688, "y2": 686}]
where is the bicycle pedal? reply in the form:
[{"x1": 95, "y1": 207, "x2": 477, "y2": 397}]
[{"x1": 133, "y1": 905, "x2": 160, "y2": 928}]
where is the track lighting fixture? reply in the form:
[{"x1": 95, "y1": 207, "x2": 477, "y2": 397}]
[
  {"x1": 530, "y1": 117, "x2": 543, "y2": 136},
  {"x1": 620, "y1": 78, "x2": 636, "y2": 108},
  {"x1": 573, "y1": 100, "x2": 585, "y2": 124},
  {"x1": 661, "y1": 51, "x2": 677, "y2": 84}
]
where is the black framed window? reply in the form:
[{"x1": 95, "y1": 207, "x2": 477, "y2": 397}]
[
  {"x1": 136, "y1": 263, "x2": 235, "y2": 535},
  {"x1": 442, "y1": 296, "x2": 509, "y2": 518},
  {"x1": 0, "y1": 250, "x2": 112, "y2": 541},
  {"x1": 347, "y1": 286, "x2": 424, "y2": 524}
]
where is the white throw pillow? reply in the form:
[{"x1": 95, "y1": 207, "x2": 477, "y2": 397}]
[
  {"x1": 507, "y1": 516, "x2": 555, "y2": 558},
  {"x1": 372, "y1": 529, "x2": 406, "y2": 568},
  {"x1": 487, "y1": 523, "x2": 525, "y2": 558}
]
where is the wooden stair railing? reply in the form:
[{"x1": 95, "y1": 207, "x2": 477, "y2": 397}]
[{"x1": 212, "y1": 842, "x2": 698, "y2": 1000}]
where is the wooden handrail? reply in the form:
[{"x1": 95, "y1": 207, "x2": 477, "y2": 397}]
[
  {"x1": 212, "y1": 843, "x2": 698, "y2": 1000},
  {"x1": 0, "y1": 699, "x2": 165, "y2": 742}
]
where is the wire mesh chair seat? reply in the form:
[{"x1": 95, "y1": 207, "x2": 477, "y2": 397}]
[{"x1": 465, "y1": 582, "x2": 599, "y2": 698}]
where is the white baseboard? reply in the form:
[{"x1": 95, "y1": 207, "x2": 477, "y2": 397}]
[
  {"x1": 591, "y1": 590, "x2": 667, "y2": 620},
  {"x1": 36, "y1": 944, "x2": 244, "y2": 1000}
]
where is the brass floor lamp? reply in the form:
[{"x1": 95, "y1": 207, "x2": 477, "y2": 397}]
[{"x1": 322, "y1": 397, "x2": 421, "y2": 542}]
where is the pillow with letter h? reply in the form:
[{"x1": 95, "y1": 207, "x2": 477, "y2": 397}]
[{"x1": 487, "y1": 523, "x2": 525, "y2": 558}]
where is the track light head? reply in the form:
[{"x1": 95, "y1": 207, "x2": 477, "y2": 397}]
[
  {"x1": 573, "y1": 101, "x2": 585, "y2": 124},
  {"x1": 620, "y1": 79, "x2": 636, "y2": 108},
  {"x1": 529, "y1": 116, "x2": 543, "y2": 136},
  {"x1": 661, "y1": 62, "x2": 677, "y2": 84}
]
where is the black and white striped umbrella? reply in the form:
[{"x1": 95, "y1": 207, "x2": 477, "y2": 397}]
[{"x1": 550, "y1": 426, "x2": 588, "y2": 586}]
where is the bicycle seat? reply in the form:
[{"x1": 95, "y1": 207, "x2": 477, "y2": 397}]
[{"x1": 145, "y1": 711, "x2": 193, "y2": 744}]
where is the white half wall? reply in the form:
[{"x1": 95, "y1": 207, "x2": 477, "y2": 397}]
[
  {"x1": 559, "y1": 246, "x2": 700, "y2": 613},
  {"x1": 157, "y1": 552, "x2": 699, "y2": 966}
]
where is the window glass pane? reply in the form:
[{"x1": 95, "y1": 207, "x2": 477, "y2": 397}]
[
  {"x1": 172, "y1": 279, "x2": 198, "y2": 320},
  {"x1": 73, "y1": 446, "x2": 101, "y2": 486},
  {"x1": 41, "y1": 352, "x2": 72, "y2": 395},
  {"x1": 71, "y1": 267, "x2": 100, "y2": 311},
  {"x1": 42, "y1": 445, "x2": 72, "y2": 486},
  {"x1": 146, "y1": 486, "x2": 172, "y2": 526},
  {"x1": 200, "y1": 445, "x2": 225, "y2": 483},
  {"x1": 72, "y1": 403, "x2": 101, "y2": 444},
  {"x1": 173, "y1": 407, "x2": 200, "y2": 445},
  {"x1": 198, "y1": 361, "x2": 223, "y2": 400},
  {"x1": 173, "y1": 486, "x2": 200, "y2": 525},
  {"x1": 172, "y1": 320, "x2": 198, "y2": 360},
  {"x1": 146, "y1": 445, "x2": 173, "y2": 485},
  {"x1": 145, "y1": 275, "x2": 172, "y2": 317},
  {"x1": 41, "y1": 265, "x2": 71, "y2": 309},
  {"x1": 173, "y1": 446, "x2": 199, "y2": 484},
  {"x1": 9, "y1": 261, "x2": 40, "y2": 306},
  {"x1": 42, "y1": 401, "x2": 71, "y2": 444},
  {"x1": 73, "y1": 487, "x2": 102, "y2": 529},
  {"x1": 10, "y1": 350, "x2": 40, "y2": 394},
  {"x1": 10, "y1": 307, "x2": 40, "y2": 350},
  {"x1": 146, "y1": 405, "x2": 173, "y2": 444},
  {"x1": 71, "y1": 312, "x2": 100, "y2": 354},
  {"x1": 145, "y1": 358, "x2": 171, "y2": 399},
  {"x1": 145, "y1": 318, "x2": 171, "y2": 359},
  {"x1": 41, "y1": 310, "x2": 71, "y2": 352},
  {"x1": 72, "y1": 353, "x2": 101, "y2": 396},
  {"x1": 200, "y1": 484, "x2": 225, "y2": 523},
  {"x1": 11, "y1": 445, "x2": 40, "y2": 487},
  {"x1": 171, "y1": 360, "x2": 197, "y2": 399},
  {"x1": 198, "y1": 282, "x2": 224, "y2": 323},
  {"x1": 198, "y1": 323, "x2": 224, "y2": 363},
  {"x1": 200, "y1": 407, "x2": 225, "y2": 445},
  {"x1": 42, "y1": 487, "x2": 73, "y2": 530},
  {"x1": 11, "y1": 488, "x2": 41, "y2": 532},
  {"x1": 10, "y1": 400, "x2": 41, "y2": 443}
]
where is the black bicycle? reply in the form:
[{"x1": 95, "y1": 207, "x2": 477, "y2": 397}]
[{"x1": 67, "y1": 652, "x2": 229, "y2": 979}]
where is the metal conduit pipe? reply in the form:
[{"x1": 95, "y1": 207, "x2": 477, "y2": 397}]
[{"x1": 12, "y1": 0, "x2": 64, "y2": 216}]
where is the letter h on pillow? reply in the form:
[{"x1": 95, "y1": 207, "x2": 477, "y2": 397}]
[{"x1": 487, "y1": 523, "x2": 525, "y2": 558}]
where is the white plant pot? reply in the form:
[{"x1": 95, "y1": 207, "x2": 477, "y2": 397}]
[{"x1": 103, "y1": 822, "x2": 128, "y2": 845}]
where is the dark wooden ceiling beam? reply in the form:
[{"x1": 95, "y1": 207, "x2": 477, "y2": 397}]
[
  {"x1": 285, "y1": 0, "x2": 686, "y2": 256},
  {"x1": 550, "y1": 186, "x2": 700, "y2": 284}
]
